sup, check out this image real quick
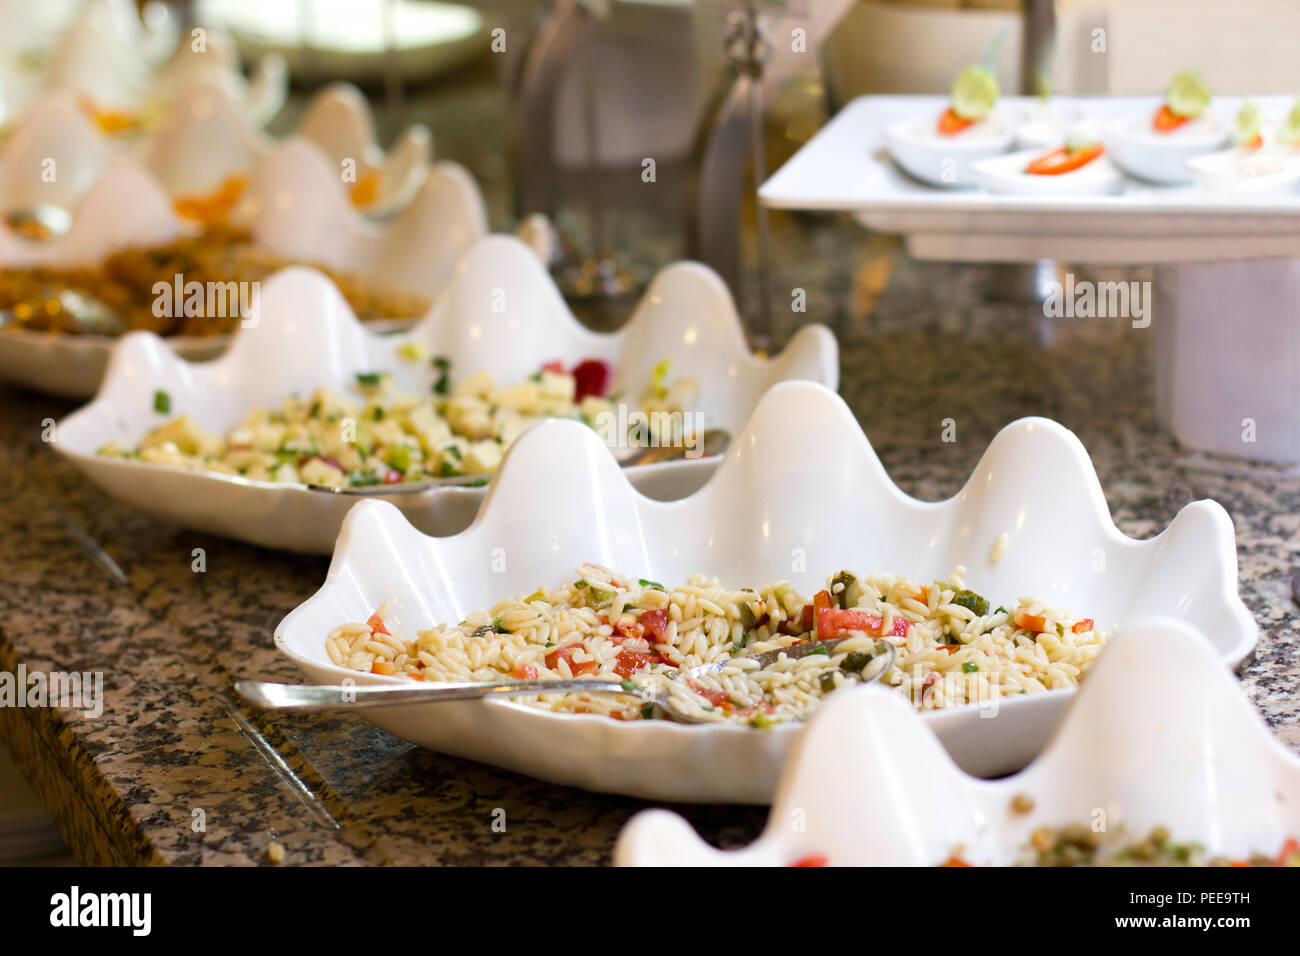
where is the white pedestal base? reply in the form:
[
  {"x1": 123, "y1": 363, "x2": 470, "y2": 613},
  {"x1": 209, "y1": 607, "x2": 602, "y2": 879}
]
[{"x1": 1154, "y1": 259, "x2": 1300, "y2": 464}]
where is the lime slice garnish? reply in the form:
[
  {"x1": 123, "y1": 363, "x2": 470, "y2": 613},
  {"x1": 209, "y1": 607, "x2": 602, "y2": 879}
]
[
  {"x1": 951, "y1": 66, "x2": 999, "y2": 121},
  {"x1": 1280, "y1": 97, "x2": 1300, "y2": 145},
  {"x1": 1166, "y1": 70, "x2": 1211, "y2": 118},
  {"x1": 1234, "y1": 99, "x2": 1263, "y2": 146}
]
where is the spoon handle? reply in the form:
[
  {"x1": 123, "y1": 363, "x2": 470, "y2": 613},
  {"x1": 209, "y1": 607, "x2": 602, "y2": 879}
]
[{"x1": 235, "y1": 678, "x2": 630, "y2": 713}]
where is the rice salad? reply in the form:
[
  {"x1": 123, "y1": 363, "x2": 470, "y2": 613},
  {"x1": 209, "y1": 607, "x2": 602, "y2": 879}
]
[
  {"x1": 98, "y1": 356, "x2": 699, "y2": 487},
  {"x1": 326, "y1": 564, "x2": 1109, "y2": 725}
]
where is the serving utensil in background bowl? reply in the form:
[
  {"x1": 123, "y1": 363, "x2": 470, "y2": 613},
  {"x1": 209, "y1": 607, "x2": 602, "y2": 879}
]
[
  {"x1": 615, "y1": 620, "x2": 1290, "y2": 865},
  {"x1": 53, "y1": 235, "x2": 838, "y2": 551},
  {"x1": 270, "y1": 382, "x2": 1254, "y2": 803}
]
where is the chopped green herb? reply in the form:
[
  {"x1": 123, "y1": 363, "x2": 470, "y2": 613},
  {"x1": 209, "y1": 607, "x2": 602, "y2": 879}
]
[
  {"x1": 472, "y1": 617, "x2": 504, "y2": 637},
  {"x1": 952, "y1": 589, "x2": 990, "y2": 617},
  {"x1": 749, "y1": 713, "x2": 774, "y2": 729},
  {"x1": 962, "y1": 662, "x2": 979, "y2": 673},
  {"x1": 355, "y1": 372, "x2": 382, "y2": 387},
  {"x1": 346, "y1": 471, "x2": 383, "y2": 487},
  {"x1": 819, "y1": 673, "x2": 837, "y2": 694},
  {"x1": 371, "y1": 406, "x2": 384, "y2": 421},
  {"x1": 153, "y1": 390, "x2": 170, "y2": 414},
  {"x1": 738, "y1": 601, "x2": 757, "y2": 629},
  {"x1": 841, "y1": 651, "x2": 874, "y2": 674},
  {"x1": 805, "y1": 646, "x2": 829, "y2": 656},
  {"x1": 443, "y1": 445, "x2": 462, "y2": 461},
  {"x1": 637, "y1": 578, "x2": 665, "y2": 591},
  {"x1": 574, "y1": 580, "x2": 588, "y2": 589},
  {"x1": 437, "y1": 462, "x2": 460, "y2": 478},
  {"x1": 994, "y1": 605, "x2": 1008, "y2": 615},
  {"x1": 308, "y1": 400, "x2": 321, "y2": 418},
  {"x1": 620, "y1": 679, "x2": 638, "y2": 693},
  {"x1": 730, "y1": 633, "x2": 750, "y2": 656},
  {"x1": 640, "y1": 703, "x2": 655, "y2": 719}
]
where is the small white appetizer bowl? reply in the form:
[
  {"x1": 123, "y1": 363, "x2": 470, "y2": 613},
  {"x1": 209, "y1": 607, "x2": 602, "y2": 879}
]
[
  {"x1": 615, "y1": 619, "x2": 1289, "y2": 865},
  {"x1": 1104, "y1": 110, "x2": 1227, "y2": 185},
  {"x1": 972, "y1": 148, "x2": 1125, "y2": 197},
  {"x1": 1186, "y1": 144, "x2": 1300, "y2": 196},
  {"x1": 53, "y1": 236, "x2": 839, "y2": 552},
  {"x1": 883, "y1": 111, "x2": 1014, "y2": 188},
  {"x1": 1012, "y1": 100, "x2": 1083, "y2": 151},
  {"x1": 268, "y1": 383, "x2": 1254, "y2": 803}
]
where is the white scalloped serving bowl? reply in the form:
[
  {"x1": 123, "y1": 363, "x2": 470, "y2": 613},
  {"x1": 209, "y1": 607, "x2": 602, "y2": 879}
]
[
  {"x1": 1186, "y1": 145, "x2": 1300, "y2": 196},
  {"x1": 0, "y1": 138, "x2": 486, "y2": 397},
  {"x1": 269, "y1": 382, "x2": 1255, "y2": 803},
  {"x1": 615, "y1": 620, "x2": 1290, "y2": 864},
  {"x1": 53, "y1": 235, "x2": 838, "y2": 552},
  {"x1": 0, "y1": 80, "x2": 429, "y2": 219},
  {"x1": 0, "y1": 0, "x2": 284, "y2": 132}
]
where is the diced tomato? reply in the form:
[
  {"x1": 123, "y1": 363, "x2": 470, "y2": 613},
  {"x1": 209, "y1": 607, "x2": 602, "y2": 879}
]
[
  {"x1": 541, "y1": 360, "x2": 565, "y2": 373},
  {"x1": 1025, "y1": 143, "x2": 1104, "y2": 176},
  {"x1": 611, "y1": 616, "x2": 645, "y2": 642},
  {"x1": 510, "y1": 663, "x2": 538, "y2": 680},
  {"x1": 1153, "y1": 104, "x2": 1191, "y2": 133},
  {"x1": 640, "y1": 608, "x2": 669, "y2": 642},
  {"x1": 407, "y1": 672, "x2": 425, "y2": 681},
  {"x1": 370, "y1": 661, "x2": 398, "y2": 676},
  {"x1": 383, "y1": 469, "x2": 403, "y2": 484},
  {"x1": 571, "y1": 359, "x2": 612, "y2": 400},
  {"x1": 1014, "y1": 608, "x2": 1049, "y2": 633},
  {"x1": 936, "y1": 644, "x2": 960, "y2": 654},
  {"x1": 813, "y1": 589, "x2": 833, "y2": 610},
  {"x1": 1071, "y1": 618, "x2": 1095, "y2": 634},
  {"x1": 937, "y1": 107, "x2": 975, "y2": 136},
  {"x1": 923, "y1": 671, "x2": 940, "y2": 687},
  {"x1": 366, "y1": 613, "x2": 389, "y2": 635},
  {"x1": 939, "y1": 856, "x2": 973, "y2": 867},
  {"x1": 687, "y1": 680, "x2": 728, "y2": 707},
  {"x1": 789, "y1": 854, "x2": 828, "y2": 867},
  {"x1": 545, "y1": 643, "x2": 598, "y2": 676},
  {"x1": 815, "y1": 606, "x2": 910, "y2": 640},
  {"x1": 1242, "y1": 132, "x2": 1264, "y2": 151},
  {"x1": 613, "y1": 649, "x2": 659, "y2": 679},
  {"x1": 1275, "y1": 837, "x2": 1300, "y2": 866}
]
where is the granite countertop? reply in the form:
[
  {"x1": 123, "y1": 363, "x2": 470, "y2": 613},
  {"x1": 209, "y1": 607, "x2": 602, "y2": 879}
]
[{"x1": 1, "y1": 234, "x2": 1298, "y2": 865}]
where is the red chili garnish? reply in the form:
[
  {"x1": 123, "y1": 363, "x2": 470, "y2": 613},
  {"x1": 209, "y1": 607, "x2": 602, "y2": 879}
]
[
  {"x1": 510, "y1": 663, "x2": 538, "y2": 680},
  {"x1": 789, "y1": 854, "x2": 829, "y2": 867}
]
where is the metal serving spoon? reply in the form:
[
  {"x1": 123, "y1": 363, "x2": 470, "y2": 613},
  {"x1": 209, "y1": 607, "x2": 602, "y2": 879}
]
[
  {"x1": 4, "y1": 203, "x2": 73, "y2": 241},
  {"x1": 0, "y1": 287, "x2": 124, "y2": 336},
  {"x1": 300, "y1": 429, "x2": 732, "y2": 496},
  {"x1": 235, "y1": 637, "x2": 894, "y2": 725}
]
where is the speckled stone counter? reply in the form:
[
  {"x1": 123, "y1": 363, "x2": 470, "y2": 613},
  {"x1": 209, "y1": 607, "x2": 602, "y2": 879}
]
[{"x1": 2, "y1": 235, "x2": 1298, "y2": 865}]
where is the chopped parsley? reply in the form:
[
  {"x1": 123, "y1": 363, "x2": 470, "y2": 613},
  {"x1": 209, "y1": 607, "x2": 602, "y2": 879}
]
[
  {"x1": 355, "y1": 371, "x2": 382, "y2": 387},
  {"x1": 153, "y1": 390, "x2": 170, "y2": 414}
]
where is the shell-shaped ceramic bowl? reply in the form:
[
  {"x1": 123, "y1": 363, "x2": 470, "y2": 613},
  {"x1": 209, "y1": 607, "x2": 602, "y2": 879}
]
[
  {"x1": 615, "y1": 620, "x2": 1289, "y2": 864},
  {"x1": 53, "y1": 235, "x2": 838, "y2": 552},
  {"x1": 0, "y1": 80, "x2": 429, "y2": 217},
  {"x1": 268, "y1": 382, "x2": 1255, "y2": 802},
  {"x1": 2, "y1": 0, "x2": 284, "y2": 130},
  {"x1": 0, "y1": 137, "x2": 486, "y2": 397}
]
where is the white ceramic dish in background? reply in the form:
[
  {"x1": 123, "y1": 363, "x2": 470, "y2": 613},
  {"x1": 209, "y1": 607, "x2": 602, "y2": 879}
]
[
  {"x1": 615, "y1": 620, "x2": 1289, "y2": 865},
  {"x1": 198, "y1": 0, "x2": 488, "y2": 84},
  {"x1": 270, "y1": 383, "x2": 1254, "y2": 802},
  {"x1": 0, "y1": 139, "x2": 487, "y2": 398},
  {"x1": 1104, "y1": 111, "x2": 1228, "y2": 186},
  {"x1": 760, "y1": 94, "x2": 1300, "y2": 233},
  {"x1": 882, "y1": 111, "x2": 1014, "y2": 188},
  {"x1": 972, "y1": 148, "x2": 1125, "y2": 198},
  {"x1": 54, "y1": 236, "x2": 838, "y2": 552},
  {"x1": 1186, "y1": 144, "x2": 1300, "y2": 197}
]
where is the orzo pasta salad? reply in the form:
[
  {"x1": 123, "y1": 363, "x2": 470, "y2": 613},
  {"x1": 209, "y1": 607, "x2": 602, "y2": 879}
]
[
  {"x1": 326, "y1": 563, "x2": 1109, "y2": 724},
  {"x1": 97, "y1": 355, "x2": 698, "y2": 487}
]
